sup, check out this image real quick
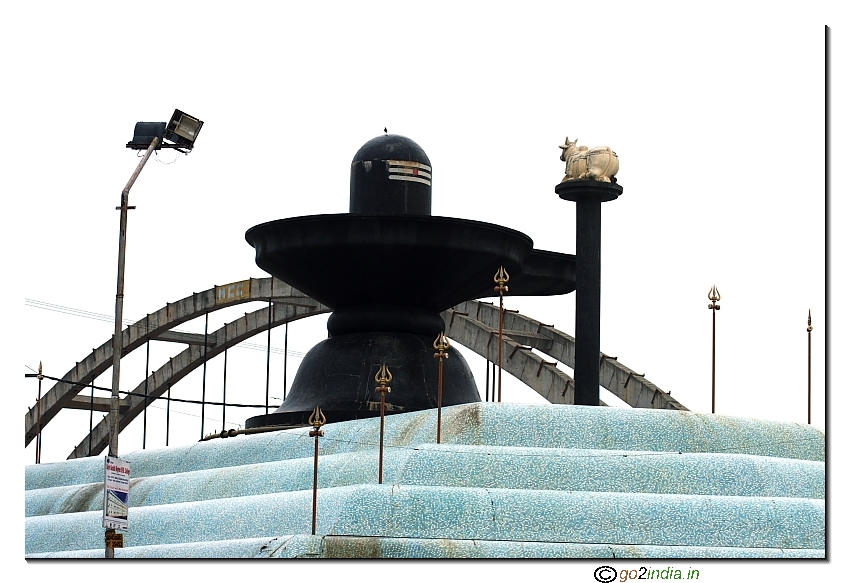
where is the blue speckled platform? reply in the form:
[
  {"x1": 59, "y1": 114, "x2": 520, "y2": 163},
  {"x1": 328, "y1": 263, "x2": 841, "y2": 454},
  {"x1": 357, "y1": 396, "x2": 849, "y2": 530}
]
[{"x1": 25, "y1": 403, "x2": 825, "y2": 558}]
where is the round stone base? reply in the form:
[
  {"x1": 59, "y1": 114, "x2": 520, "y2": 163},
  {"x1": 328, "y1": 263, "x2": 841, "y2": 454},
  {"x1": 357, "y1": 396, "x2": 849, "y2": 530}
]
[{"x1": 245, "y1": 331, "x2": 480, "y2": 428}]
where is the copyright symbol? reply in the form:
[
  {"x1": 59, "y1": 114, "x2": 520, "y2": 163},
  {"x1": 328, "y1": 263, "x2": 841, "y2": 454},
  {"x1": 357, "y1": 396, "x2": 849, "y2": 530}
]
[{"x1": 594, "y1": 566, "x2": 617, "y2": 583}]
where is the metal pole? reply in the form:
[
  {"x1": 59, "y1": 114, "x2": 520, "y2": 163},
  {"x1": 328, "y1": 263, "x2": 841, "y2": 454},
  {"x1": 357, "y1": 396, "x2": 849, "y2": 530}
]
[
  {"x1": 485, "y1": 358, "x2": 489, "y2": 402},
  {"x1": 201, "y1": 312, "x2": 208, "y2": 439},
  {"x1": 708, "y1": 285, "x2": 721, "y2": 414},
  {"x1": 265, "y1": 298, "x2": 272, "y2": 414},
  {"x1": 498, "y1": 295, "x2": 504, "y2": 402},
  {"x1": 434, "y1": 333, "x2": 450, "y2": 444},
  {"x1": 375, "y1": 364, "x2": 392, "y2": 484},
  {"x1": 808, "y1": 310, "x2": 813, "y2": 424},
  {"x1": 109, "y1": 137, "x2": 158, "y2": 459},
  {"x1": 312, "y1": 430, "x2": 320, "y2": 534},
  {"x1": 379, "y1": 391, "x2": 386, "y2": 483},
  {"x1": 284, "y1": 321, "x2": 289, "y2": 400},
  {"x1": 107, "y1": 135, "x2": 159, "y2": 559},
  {"x1": 437, "y1": 361, "x2": 443, "y2": 442},
  {"x1": 492, "y1": 360, "x2": 496, "y2": 402},
  {"x1": 308, "y1": 406, "x2": 325, "y2": 536},
  {"x1": 36, "y1": 362, "x2": 43, "y2": 464},
  {"x1": 712, "y1": 307, "x2": 716, "y2": 414},
  {"x1": 222, "y1": 347, "x2": 228, "y2": 432},
  {"x1": 143, "y1": 333, "x2": 149, "y2": 450},
  {"x1": 494, "y1": 267, "x2": 509, "y2": 403},
  {"x1": 89, "y1": 379, "x2": 94, "y2": 456},
  {"x1": 166, "y1": 385, "x2": 171, "y2": 447}
]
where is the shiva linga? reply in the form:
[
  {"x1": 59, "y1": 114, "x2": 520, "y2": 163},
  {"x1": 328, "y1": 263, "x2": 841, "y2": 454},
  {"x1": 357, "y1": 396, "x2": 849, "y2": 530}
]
[{"x1": 245, "y1": 134, "x2": 576, "y2": 428}]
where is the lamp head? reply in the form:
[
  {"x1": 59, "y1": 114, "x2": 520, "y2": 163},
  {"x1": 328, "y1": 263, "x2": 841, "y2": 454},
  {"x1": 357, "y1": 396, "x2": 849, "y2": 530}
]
[
  {"x1": 127, "y1": 110, "x2": 203, "y2": 151},
  {"x1": 165, "y1": 109, "x2": 203, "y2": 149}
]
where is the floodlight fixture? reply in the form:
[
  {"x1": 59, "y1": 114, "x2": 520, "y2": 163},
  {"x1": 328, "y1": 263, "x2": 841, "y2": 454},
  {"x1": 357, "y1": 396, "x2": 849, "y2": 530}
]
[
  {"x1": 165, "y1": 109, "x2": 203, "y2": 150},
  {"x1": 126, "y1": 109, "x2": 203, "y2": 152}
]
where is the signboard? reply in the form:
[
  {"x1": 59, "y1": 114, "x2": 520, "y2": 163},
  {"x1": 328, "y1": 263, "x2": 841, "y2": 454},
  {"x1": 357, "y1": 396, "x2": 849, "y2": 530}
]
[
  {"x1": 215, "y1": 280, "x2": 250, "y2": 305},
  {"x1": 105, "y1": 531, "x2": 124, "y2": 549},
  {"x1": 103, "y1": 456, "x2": 130, "y2": 531}
]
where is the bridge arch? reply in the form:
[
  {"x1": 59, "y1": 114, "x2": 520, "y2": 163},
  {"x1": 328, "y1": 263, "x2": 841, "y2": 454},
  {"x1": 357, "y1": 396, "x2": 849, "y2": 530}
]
[
  {"x1": 25, "y1": 278, "x2": 686, "y2": 460},
  {"x1": 25, "y1": 278, "x2": 327, "y2": 447}
]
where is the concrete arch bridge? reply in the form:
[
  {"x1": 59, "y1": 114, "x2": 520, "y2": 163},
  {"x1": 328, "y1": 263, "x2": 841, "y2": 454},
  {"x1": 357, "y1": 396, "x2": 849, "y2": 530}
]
[{"x1": 24, "y1": 277, "x2": 687, "y2": 460}]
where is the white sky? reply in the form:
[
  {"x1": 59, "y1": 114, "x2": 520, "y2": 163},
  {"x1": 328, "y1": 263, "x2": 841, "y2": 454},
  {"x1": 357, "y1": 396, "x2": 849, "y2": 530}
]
[{"x1": 4, "y1": 1, "x2": 845, "y2": 578}]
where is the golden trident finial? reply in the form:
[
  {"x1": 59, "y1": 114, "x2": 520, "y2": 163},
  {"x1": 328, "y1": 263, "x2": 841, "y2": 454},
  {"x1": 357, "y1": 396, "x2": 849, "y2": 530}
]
[
  {"x1": 708, "y1": 284, "x2": 721, "y2": 308},
  {"x1": 375, "y1": 364, "x2": 393, "y2": 388},
  {"x1": 494, "y1": 266, "x2": 510, "y2": 293},
  {"x1": 308, "y1": 405, "x2": 326, "y2": 431},
  {"x1": 433, "y1": 332, "x2": 451, "y2": 354}
]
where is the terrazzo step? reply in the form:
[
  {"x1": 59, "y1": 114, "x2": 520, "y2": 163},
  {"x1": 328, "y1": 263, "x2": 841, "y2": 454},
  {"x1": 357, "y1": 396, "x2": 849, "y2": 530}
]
[
  {"x1": 25, "y1": 444, "x2": 824, "y2": 518},
  {"x1": 25, "y1": 484, "x2": 823, "y2": 555},
  {"x1": 25, "y1": 403, "x2": 825, "y2": 491},
  {"x1": 25, "y1": 534, "x2": 825, "y2": 559}
]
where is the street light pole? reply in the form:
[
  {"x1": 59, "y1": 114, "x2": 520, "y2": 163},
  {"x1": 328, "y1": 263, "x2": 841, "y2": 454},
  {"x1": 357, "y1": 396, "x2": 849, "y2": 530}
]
[
  {"x1": 109, "y1": 136, "x2": 160, "y2": 459},
  {"x1": 104, "y1": 111, "x2": 202, "y2": 558},
  {"x1": 106, "y1": 136, "x2": 159, "y2": 559}
]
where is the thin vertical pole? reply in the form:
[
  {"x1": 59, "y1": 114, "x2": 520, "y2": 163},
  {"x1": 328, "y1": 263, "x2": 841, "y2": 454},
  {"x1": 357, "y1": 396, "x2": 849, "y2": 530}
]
[
  {"x1": 485, "y1": 358, "x2": 490, "y2": 402},
  {"x1": 708, "y1": 285, "x2": 720, "y2": 414},
  {"x1": 265, "y1": 297, "x2": 272, "y2": 414},
  {"x1": 494, "y1": 266, "x2": 509, "y2": 404},
  {"x1": 492, "y1": 360, "x2": 496, "y2": 402},
  {"x1": 201, "y1": 312, "x2": 208, "y2": 439},
  {"x1": 498, "y1": 294, "x2": 504, "y2": 402},
  {"x1": 143, "y1": 334, "x2": 150, "y2": 450},
  {"x1": 108, "y1": 137, "x2": 159, "y2": 481},
  {"x1": 808, "y1": 310, "x2": 813, "y2": 424},
  {"x1": 308, "y1": 406, "x2": 325, "y2": 536},
  {"x1": 165, "y1": 385, "x2": 171, "y2": 447},
  {"x1": 375, "y1": 364, "x2": 392, "y2": 484},
  {"x1": 711, "y1": 307, "x2": 716, "y2": 414},
  {"x1": 106, "y1": 134, "x2": 158, "y2": 559},
  {"x1": 312, "y1": 432, "x2": 320, "y2": 533},
  {"x1": 437, "y1": 357, "x2": 443, "y2": 442},
  {"x1": 89, "y1": 379, "x2": 95, "y2": 456},
  {"x1": 378, "y1": 392, "x2": 386, "y2": 483},
  {"x1": 434, "y1": 333, "x2": 450, "y2": 444},
  {"x1": 222, "y1": 347, "x2": 228, "y2": 432},
  {"x1": 36, "y1": 362, "x2": 43, "y2": 464},
  {"x1": 284, "y1": 321, "x2": 289, "y2": 400}
]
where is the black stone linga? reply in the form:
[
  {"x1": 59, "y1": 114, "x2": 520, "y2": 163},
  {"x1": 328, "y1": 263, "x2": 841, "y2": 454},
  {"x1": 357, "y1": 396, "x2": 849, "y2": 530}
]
[{"x1": 245, "y1": 134, "x2": 576, "y2": 428}]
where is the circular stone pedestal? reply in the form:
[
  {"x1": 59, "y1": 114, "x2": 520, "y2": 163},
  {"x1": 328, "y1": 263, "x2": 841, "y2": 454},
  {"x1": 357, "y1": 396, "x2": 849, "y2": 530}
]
[{"x1": 245, "y1": 331, "x2": 480, "y2": 428}]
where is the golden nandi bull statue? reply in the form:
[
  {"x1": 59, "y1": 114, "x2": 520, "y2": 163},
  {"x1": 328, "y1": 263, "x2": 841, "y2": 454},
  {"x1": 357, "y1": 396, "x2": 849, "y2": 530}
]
[{"x1": 559, "y1": 137, "x2": 619, "y2": 183}]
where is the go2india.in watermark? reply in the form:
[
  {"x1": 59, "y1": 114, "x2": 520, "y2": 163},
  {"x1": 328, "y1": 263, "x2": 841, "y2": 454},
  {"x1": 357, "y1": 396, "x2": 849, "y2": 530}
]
[{"x1": 594, "y1": 566, "x2": 700, "y2": 582}]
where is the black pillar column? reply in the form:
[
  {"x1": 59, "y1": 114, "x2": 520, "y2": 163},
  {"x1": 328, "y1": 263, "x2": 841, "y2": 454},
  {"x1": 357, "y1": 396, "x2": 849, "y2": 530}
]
[
  {"x1": 574, "y1": 198, "x2": 602, "y2": 405},
  {"x1": 556, "y1": 180, "x2": 622, "y2": 406}
]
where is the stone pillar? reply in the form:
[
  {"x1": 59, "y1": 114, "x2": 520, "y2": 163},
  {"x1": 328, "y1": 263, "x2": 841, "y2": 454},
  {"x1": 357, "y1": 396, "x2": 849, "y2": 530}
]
[{"x1": 556, "y1": 180, "x2": 622, "y2": 405}]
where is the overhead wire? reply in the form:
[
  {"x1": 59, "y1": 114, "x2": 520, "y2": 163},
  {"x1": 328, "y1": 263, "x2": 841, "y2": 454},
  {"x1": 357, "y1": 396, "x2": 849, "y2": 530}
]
[{"x1": 24, "y1": 298, "x2": 306, "y2": 357}]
